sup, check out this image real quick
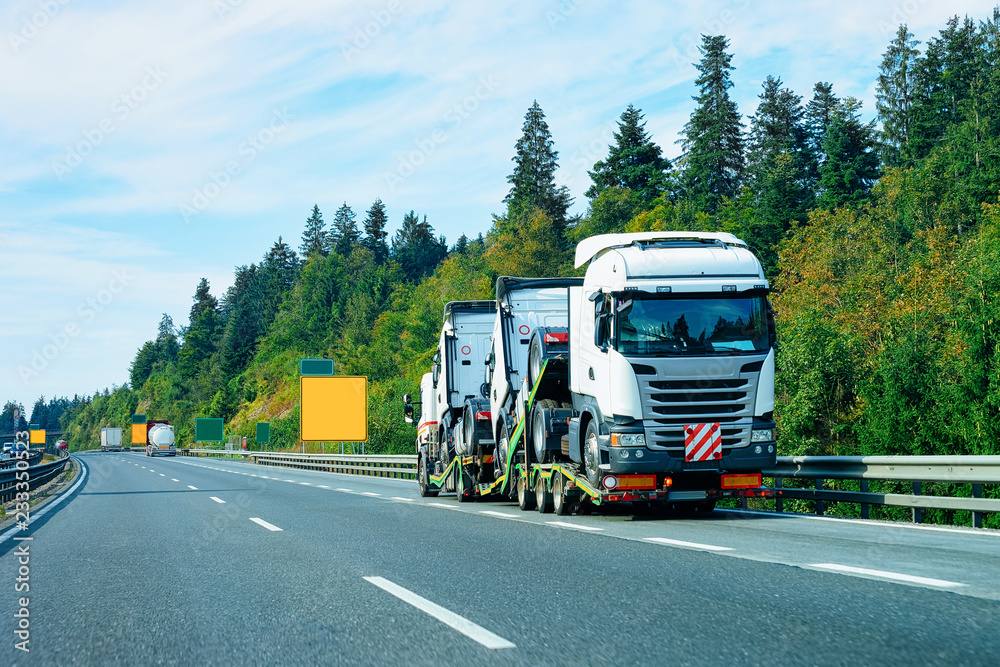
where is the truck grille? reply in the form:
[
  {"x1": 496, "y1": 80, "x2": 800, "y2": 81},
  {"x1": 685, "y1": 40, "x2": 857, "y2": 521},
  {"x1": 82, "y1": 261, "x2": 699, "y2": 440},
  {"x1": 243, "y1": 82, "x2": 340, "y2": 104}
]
[{"x1": 633, "y1": 357, "x2": 764, "y2": 451}]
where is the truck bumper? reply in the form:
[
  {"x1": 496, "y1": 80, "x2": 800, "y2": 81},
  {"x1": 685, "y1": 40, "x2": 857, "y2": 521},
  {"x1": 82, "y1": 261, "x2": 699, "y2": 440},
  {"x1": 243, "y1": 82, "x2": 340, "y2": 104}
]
[{"x1": 607, "y1": 443, "x2": 776, "y2": 475}]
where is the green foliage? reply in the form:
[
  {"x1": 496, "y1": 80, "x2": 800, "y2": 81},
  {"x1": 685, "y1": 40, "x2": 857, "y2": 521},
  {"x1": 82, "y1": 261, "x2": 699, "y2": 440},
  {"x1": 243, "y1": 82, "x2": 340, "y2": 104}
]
[
  {"x1": 300, "y1": 204, "x2": 327, "y2": 259},
  {"x1": 586, "y1": 105, "x2": 672, "y2": 203},
  {"x1": 503, "y1": 101, "x2": 573, "y2": 227}
]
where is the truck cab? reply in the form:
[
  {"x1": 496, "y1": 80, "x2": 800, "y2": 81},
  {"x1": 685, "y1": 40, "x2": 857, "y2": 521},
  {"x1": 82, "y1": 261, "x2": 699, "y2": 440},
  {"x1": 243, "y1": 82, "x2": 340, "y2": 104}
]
[{"x1": 564, "y1": 232, "x2": 777, "y2": 491}]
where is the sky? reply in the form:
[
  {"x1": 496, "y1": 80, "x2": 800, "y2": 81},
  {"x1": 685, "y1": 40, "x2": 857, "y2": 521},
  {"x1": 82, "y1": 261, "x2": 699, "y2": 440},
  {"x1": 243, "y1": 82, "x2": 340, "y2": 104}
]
[{"x1": 1, "y1": 0, "x2": 995, "y2": 418}]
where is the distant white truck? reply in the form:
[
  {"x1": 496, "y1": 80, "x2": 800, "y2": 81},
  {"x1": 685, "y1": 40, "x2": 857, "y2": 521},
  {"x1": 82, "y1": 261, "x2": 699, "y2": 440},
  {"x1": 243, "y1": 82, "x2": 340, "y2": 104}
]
[
  {"x1": 101, "y1": 427, "x2": 123, "y2": 452},
  {"x1": 145, "y1": 420, "x2": 176, "y2": 457}
]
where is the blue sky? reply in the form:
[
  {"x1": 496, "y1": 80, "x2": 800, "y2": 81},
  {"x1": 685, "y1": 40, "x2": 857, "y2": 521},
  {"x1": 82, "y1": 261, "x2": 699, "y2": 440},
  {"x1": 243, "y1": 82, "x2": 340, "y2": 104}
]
[{"x1": 1, "y1": 0, "x2": 994, "y2": 416}]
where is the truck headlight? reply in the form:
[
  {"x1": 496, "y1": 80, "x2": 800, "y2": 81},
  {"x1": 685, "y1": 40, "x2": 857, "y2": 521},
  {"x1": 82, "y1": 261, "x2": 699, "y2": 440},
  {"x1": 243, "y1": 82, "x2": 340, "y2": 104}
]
[
  {"x1": 612, "y1": 433, "x2": 646, "y2": 447},
  {"x1": 751, "y1": 429, "x2": 774, "y2": 443}
]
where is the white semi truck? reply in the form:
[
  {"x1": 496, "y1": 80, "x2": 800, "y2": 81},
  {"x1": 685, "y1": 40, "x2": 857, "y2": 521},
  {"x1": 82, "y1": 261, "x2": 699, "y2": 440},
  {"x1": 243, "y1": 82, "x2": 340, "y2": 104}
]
[
  {"x1": 100, "y1": 427, "x2": 123, "y2": 452},
  {"x1": 403, "y1": 301, "x2": 497, "y2": 499},
  {"x1": 515, "y1": 231, "x2": 777, "y2": 513}
]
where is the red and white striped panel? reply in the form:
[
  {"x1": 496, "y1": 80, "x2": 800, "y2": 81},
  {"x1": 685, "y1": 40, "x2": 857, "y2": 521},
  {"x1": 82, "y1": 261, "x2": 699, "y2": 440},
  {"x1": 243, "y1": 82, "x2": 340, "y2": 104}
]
[{"x1": 684, "y1": 422, "x2": 722, "y2": 462}]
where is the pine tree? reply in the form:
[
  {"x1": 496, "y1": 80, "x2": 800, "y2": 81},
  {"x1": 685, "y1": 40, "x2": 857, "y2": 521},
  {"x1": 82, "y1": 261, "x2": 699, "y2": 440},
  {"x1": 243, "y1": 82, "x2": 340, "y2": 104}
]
[
  {"x1": 155, "y1": 314, "x2": 179, "y2": 364},
  {"x1": 680, "y1": 35, "x2": 745, "y2": 213},
  {"x1": 361, "y1": 198, "x2": 389, "y2": 264},
  {"x1": 586, "y1": 104, "x2": 672, "y2": 203},
  {"x1": 329, "y1": 202, "x2": 360, "y2": 256},
  {"x1": 504, "y1": 101, "x2": 573, "y2": 227},
  {"x1": 262, "y1": 236, "x2": 300, "y2": 294},
  {"x1": 178, "y1": 278, "x2": 220, "y2": 378},
  {"x1": 804, "y1": 81, "x2": 839, "y2": 166},
  {"x1": 817, "y1": 98, "x2": 881, "y2": 209},
  {"x1": 746, "y1": 76, "x2": 810, "y2": 185},
  {"x1": 876, "y1": 25, "x2": 921, "y2": 166},
  {"x1": 391, "y1": 211, "x2": 447, "y2": 282},
  {"x1": 300, "y1": 204, "x2": 327, "y2": 259}
]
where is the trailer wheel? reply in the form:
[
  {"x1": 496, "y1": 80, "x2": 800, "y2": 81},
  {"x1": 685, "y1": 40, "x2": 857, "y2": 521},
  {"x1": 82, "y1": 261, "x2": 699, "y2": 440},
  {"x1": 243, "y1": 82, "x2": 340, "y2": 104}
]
[
  {"x1": 583, "y1": 421, "x2": 602, "y2": 487},
  {"x1": 496, "y1": 423, "x2": 510, "y2": 478},
  {"x1": 552, "y1": 474, "x2": 570, "y2": 515},
  {"x1": 536, "y1": 475, "x2": 553, "y2": 513},
  {"x1": 417, "y1": 455, "x2": 438, "y2": 497},
  {"x1": 517, "y1": 473, "x2": 535, "y2": 511}
]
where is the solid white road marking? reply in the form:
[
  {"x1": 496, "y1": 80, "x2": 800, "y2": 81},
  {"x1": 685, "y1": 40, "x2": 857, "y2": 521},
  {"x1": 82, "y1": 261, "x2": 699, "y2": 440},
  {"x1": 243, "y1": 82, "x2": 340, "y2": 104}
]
[
  {"x1": 210, "y1": 497, "x2": 226, "y2": 504},
  {"x1": 547, "y1": 521, "x2": 603, "y2": 532},
  {"x1": 809, "y1": 563, "x2": 965, "y2": 588},
  {"x1": 364, "y1": 577, "x2": 515, "y2": 650},
  {"x1": 188, "y1": 486, "x2": 199, "y2": 490},
  {"x1": 249, "y1": 517, "x2": 283, "y2": 532},
  {"x1": 645, "y1": 537, "x2": 733, "y2": 552}
]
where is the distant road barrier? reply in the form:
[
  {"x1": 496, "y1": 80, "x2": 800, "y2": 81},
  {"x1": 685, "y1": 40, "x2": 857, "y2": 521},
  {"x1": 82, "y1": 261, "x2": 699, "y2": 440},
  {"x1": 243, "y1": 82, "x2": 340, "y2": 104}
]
[
  {"x1": 0, "y1": 455, "x2": 72, "y2": 504},
  {"x1": 765, "y1": 455, "x2": 1000, "y2": 528},
  {"x1": 179, "y1": 449, "x2": 417, "y2": 479}
]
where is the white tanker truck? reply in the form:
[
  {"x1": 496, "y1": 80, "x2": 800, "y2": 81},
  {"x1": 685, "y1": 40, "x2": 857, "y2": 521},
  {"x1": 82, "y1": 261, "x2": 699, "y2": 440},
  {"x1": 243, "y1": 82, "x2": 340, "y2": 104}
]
[{"x1": 144, "y1": 420, "x2": 176, "y2": 457}]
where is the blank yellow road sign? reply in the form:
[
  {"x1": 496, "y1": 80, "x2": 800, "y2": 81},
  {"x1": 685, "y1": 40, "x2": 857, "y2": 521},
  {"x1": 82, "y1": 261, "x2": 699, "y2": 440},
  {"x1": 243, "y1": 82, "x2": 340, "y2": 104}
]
[
  {"x1": 132, "y1": 423, "x2": 147, "y2": 445},
  {"x1": 300, "y1": 376, "x2": 368, "y2": 442},
  {"x1": 29, "y1": 429, "x2": 45, "y2": 444}
]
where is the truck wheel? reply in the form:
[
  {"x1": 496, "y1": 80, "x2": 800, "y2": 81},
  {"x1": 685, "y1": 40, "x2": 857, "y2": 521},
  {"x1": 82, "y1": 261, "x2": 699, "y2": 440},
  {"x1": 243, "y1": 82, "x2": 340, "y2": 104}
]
[
  {"x1": 527, "y1": 335, "x2": 544, "y2": 390},
  {"x1": 532, "y1": 399, "x2": 558, "y2": 463},
  {"x1": 536, "y1": 475, "x2": 553, "y2": 513},
  {"x1": 463, "y1": 408, "x2": 476, "y2": 455},
  {"x1": 496, "y1": 423, "x2": 511, "y2": 478},
  {"x1": 583, "y1": 421, "x2": 602, "y2": 488},
  {"x1": 455, "y1": 461, "x2": 471, "y2": 502},
  {"x1": 552, "y1": 474, "x2": 570, "y2": 515},
  {"x1": 417, "y1": 456, "x2": 438, "y2": 497},
  {"x1": 517, "y1": 473, "x2": 535, "y2": 511}
]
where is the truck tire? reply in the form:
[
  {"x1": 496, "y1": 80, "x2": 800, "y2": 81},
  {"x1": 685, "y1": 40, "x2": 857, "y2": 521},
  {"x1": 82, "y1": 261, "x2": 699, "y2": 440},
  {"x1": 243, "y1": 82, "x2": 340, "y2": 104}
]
[
  {"x1": 418, "y1": 454, "x2": 437, "y2": 497},
  {"x1": 536, "y1": 475, "x2": 553, "y2": 513},
  {"x1": 532, "y1": 399, "x2": 559, "y2": 463},
  {"x1": 527, "y1": 335, "x2": 544, "y2": 390},
  {"x1": 552, "y1": 473, "x2": 570, "y2": 515},
  {"x1": 455, "y1": 460, "x2": 471, "y2": 502},
  {"x1": 496, "y1": 422, "x2": 511, "y2": 479},
  {"x1": 583, "y1": 420, "x2": 602, "y2": 488},
  {"x1": 517, "y1": 473, "x2": 535, "y2": 511}
]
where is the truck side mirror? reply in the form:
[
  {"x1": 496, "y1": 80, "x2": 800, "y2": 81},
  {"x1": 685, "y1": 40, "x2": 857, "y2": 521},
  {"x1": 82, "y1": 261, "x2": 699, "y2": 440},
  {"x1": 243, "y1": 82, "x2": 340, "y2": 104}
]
[
  {"x1": 594, "y1": 313, "x2": 611, "y2": 351},
  {"x1": 432, "y1": 363, "x2": 440, "y2": 387},
  {"x1": 403, "y1": 395, "x2": 415, "y2": 424}
]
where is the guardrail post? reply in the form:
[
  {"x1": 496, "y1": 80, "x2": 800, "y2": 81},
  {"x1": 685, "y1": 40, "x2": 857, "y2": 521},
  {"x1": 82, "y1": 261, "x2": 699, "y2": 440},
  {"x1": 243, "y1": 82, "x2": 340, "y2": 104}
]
[
  {"x1": 973, "y1": 484, "x2": 983, "y2": 529},
  {"x1": 775, "y1": 477, "x2": 783, "y2": 512},
  {"x1": 860, "y1": 479, "x2": 869, "y2": 519},
  {"x1": 912, "y1": 482, "x2": 922, "y2": 523},
  {"x1": 815, "y1": 478, "x2": 824, "y2": 516}
]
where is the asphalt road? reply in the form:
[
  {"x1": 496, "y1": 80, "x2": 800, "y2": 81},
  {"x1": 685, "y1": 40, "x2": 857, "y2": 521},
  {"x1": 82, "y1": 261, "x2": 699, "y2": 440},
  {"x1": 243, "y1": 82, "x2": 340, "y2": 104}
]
[{"x1": 1, "y1": 451, "x2": 999, "y2": 665}]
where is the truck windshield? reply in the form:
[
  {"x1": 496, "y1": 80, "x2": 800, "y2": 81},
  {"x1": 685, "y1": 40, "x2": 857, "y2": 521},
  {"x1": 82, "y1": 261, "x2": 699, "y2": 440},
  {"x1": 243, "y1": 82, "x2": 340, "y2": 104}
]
[{"x1": 615, "y1": 294, "x2": 769, "y2": 356}]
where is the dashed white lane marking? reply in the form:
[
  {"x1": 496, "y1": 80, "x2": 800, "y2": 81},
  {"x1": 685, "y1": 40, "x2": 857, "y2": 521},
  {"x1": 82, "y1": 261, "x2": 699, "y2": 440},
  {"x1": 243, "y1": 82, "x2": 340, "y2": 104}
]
[
  {"x1": 360, "y1": 492, "x2": 381, "y2": 497},
  {"x1": 809, "y1": 563, "x2": 965, "y2": 588},
  {"x1": 547, "y1": 521, "x2": 603, "y2": 532},
  {"x1": 210, "y1": 497, "x2": 226, "y2": 504},
  {"x1": 317, "y1": 485, "x2": 331, "y2": 489},
  {"x1": 171, "y1": 478, "x2": 179, "y2": 482},
  {"x1": 188, "y1": 486, "x2": 199, "y2": 490},
  {"x1": 429, "y1": 502, "x2": 461, "y2": 510},
  {"x1": 249, "y1": 517, "x2": 283, "y2": 532},
  {"x1": 300, "y1": 482, "x2": 312, "y2": 486},
  {"x1": 159, "y1": 474, "x2": 165, "y2": 477},
  {"x1": 364, "y1": 577, "x2": 515, "y2": 650},
  {"x1": 645, "y1": 537, "x2": 733, "y2": 552},
  {"x1": 479, "y1": 510, "x2": 519, "y2": 520},
  {"x1": 392, "y1": 497, "x2": 414, "y2": 502}
]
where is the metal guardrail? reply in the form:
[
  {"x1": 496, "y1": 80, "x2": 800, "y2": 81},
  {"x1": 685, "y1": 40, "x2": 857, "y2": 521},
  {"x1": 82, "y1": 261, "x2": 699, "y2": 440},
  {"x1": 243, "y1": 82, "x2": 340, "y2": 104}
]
[
  {"x1": 0, "y1": 455, "x2": 72, "y2": 504},
  {"x1": 179, "y1": 449, "x2": 417, "y2": 478},
  {"x1": 175, "y1": 449, "x2": 999, "y2": 527},
  {"x1": 765, "y1": 455, "x2": 1000, "y2": 528}
]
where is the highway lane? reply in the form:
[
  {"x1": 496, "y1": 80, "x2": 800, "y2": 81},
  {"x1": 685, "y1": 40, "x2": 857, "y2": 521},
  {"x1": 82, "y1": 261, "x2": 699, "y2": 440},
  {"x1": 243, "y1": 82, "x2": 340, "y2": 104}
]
[{"x1": 1, "y1": 451, "x2": 998, "y2": 665}]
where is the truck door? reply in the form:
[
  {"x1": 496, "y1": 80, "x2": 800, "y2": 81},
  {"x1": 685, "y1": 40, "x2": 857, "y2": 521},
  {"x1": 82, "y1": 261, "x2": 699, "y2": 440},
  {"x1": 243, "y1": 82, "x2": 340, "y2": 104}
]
[{"x1": 576, "y1": 291, "x2": 613, "y2": 417}]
